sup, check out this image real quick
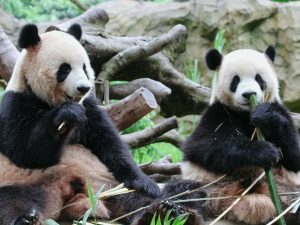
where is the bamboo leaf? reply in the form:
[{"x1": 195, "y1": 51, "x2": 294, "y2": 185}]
[{"x1": 44, "y1": 219, "x2": 60, "y2": 225}]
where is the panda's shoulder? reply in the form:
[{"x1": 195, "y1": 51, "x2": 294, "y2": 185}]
[
  {"x1": 200, "y1": 101, "x2": 230, "y2": 125},
  {"x1": 1, "y1": 91, "x2": 47, "y2": 115}
]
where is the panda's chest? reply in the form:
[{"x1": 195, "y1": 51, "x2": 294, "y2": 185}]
[{"x1": 223, "y1": 114, "x2": 254, "y2": 139}]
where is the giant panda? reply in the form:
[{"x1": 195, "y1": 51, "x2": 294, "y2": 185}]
[
  {"x1": 0, "y1": 24, "x2": 206, "y2": 225},
  {"x1": 181, "y1": 46, "x2": 300, "y2": 224}
]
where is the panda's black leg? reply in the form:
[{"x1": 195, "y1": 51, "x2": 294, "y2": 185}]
[{"x1": 14, "y1": 208, "x2": 40, "y2": 225}]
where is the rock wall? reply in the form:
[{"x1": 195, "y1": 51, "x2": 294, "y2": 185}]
[{"x1": 99, "y1": 0, "x2": 300, "y2": 111}]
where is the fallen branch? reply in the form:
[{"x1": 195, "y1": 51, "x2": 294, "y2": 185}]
[
  {"x1": 150, "y1": 129, "x2": 184, "y2": 147},
  {"x1": 98, "y1": 24, "x2": 187, "y2": 81},
  {"x1": 139, "y1": 155, "x2": 181, "y2": 176},
  {"x1": 110, "y1": 78, "x2": 171, "y2": 103},
  {"x1": 70, "y1": 0, "x2": 89, "y2": 11},
  {"x1": 0, "y1": 27, "x2": 19, "y2": 82},
  {"x1": 103, "y1": 87, "x2": 157, "y2": 131},
  {"x1": 148, "y1": 174, "x2": 181, "y2": 183},
  {"x1": 122, "y1": 116, "x2": 178, "y2": 148}
]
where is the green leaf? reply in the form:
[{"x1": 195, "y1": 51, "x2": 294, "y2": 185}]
[
  {"x1": 150, "y1": 212, "x2": 157, "y2": 225},
  {"x1": 82, "y1": 208, "x2": 93, "y2": 225},
  {"x1": 163, "y1": 210, "x2": 172, "y2": 225},
  {"x1": 86, "y1": 178, "x2": 96, "y2": 215}
]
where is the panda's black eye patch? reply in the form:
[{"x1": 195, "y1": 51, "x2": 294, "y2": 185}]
[
  {"x1": 255, "y1": 74, "x2": 266, "y2": 90},
  {"x1": 83, "y1": 63, "x2": 89, "y2": 79},
  {"x1": 230, "y1": 75, "x2": 240, "y2": 92},
  {"x1": 57, "y1": 63, "x2": 71, "y2": 83}
]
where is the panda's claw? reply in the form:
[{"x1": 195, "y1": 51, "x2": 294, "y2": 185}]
[{"x1": 14, "y1": 208, "x2": 39, "y2": 225}]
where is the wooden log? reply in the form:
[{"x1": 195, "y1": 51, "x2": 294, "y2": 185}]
[
  {"x1": 140, "y1": 155, "x2": 181, "y2": 175},
  {"x1": 110, "y1": 78, "x2": 171, "y2": 103},
  {"x1": 122, "y1": 116, "x2": 178, "y2": 148},
  {"x1": 103, "y1": 87, "x2": 157, "y2": 131},
  {"x1": 150, "y1": 129, "x2": 184, "y2": 148},
  {"x1": 0, "y1": 27, "x2": 19, "y2": 82}
]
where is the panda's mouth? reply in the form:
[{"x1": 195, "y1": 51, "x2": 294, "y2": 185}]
[{"x1": 65, "y1": 94, "x2": 84, "y2": 103}]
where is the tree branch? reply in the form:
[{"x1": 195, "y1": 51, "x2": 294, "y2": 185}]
[
  {"x1": 98, "y1": 24, "x2": 187, "y2": 81},
  {"x1": 110, "y1": 78, "x2": 171, "y2": 103},
  {"x1": 70, "y1": 0, "x2": 88, "y2": 11},
  {"x1": 122, "y1": 116, "x2": 178, "y2": 148},
  {"x1": 0, "y1": 27, "x2": 19, "y2": 82},
  {"x1": 139, "y1": 155, "x2": 181, "y2": 175},
  {"x1": 150, "y1": 129, "x2": 184, "y2": 148},
  {"x1": 103, "y1": 87, "x2": 157, "y2": 131}
]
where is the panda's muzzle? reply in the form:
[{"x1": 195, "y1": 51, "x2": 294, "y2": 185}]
[
  {"x1": 77, "y1": 86, "x2": 90, "y2": 95},
  {"x1": 242, "y1": 91, "x2": 256, "y2": 100}
]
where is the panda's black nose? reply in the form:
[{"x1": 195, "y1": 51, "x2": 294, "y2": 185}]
[
  {"x1": 77, "y1": 86, "x2": 90, "y2": 94},
  {"x1": 242, "y1": 91, "x2": 256, "y2": 99}
]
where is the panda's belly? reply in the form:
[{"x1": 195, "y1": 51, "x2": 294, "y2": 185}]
[{"x1": 0, "y1": 144, "x2": 118, "y2": 190}]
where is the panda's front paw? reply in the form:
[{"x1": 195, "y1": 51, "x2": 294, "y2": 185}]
[
  {"x1": 255, "y1": 141, "x2": 282, "y2": 169},
  {"x1": 14, "y1": 208, "x2": 40, "y2": 225},
  {"x1": 54, "y1": 102, "x2": 86, "y2": 130},
  {"x1": 250, "y1": 103, "x2": 288, "y2": 132},
  {"x1": 125, "y1": 175, "x2": 161, "y2": 198}
]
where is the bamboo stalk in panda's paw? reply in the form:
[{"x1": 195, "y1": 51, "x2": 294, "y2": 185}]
[{"x1": 249, "y1": 94, "x2": 286, "y2": 225}]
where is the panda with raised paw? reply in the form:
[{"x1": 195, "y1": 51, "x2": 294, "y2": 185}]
[
  {"x1": 181, "y1": 47, "x2": 300, "y2": 224},
  {"x1": 0, "y1": 23, "x2": 207, "y2": 225}
]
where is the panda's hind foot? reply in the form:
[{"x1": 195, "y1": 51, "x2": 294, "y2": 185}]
[{"x1": 14, "y1": 208, "x2": 40, "y2": 225}]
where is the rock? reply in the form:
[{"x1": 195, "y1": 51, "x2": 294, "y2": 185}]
[{"x1": 98, "y1": 0, "x2": 300, "y2": 111}]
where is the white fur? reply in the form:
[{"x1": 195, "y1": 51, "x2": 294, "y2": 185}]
[
  {"x1": 6, "y1": 30, "x2": 95, "y2": 106},
  {"x1": 210, "y1": 49, "x2": 280, "y2": 111}
]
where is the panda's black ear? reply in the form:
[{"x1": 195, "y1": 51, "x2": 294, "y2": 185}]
[
  {"x1": 205, "y1": 49, "x2": 222, "y2": 70},
  {"x1": 67, "y1": 24, "x2": 82, "y2": 41},
  {"x1": 18, "y1": 24, "x2": 41, "y2": 49},
  {"x1": 265, "y1": 46, "x2": 276, "y2": 62}
]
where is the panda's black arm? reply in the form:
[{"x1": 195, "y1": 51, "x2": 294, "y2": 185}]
[
  {"x1": 183, "y1": 102, "x2": 281, "y2": 174},
  {"x1": 0, "y1": 91, "x2": 84, "y2": 168},
  {"x1": 250, "y1": 102, "x2": 300, "y2": 172},
  {"x1": 79, "y1": 96, "x2": 161, "y2": 197}
]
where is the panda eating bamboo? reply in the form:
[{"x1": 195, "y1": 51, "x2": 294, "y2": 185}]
[
  {"x1": 182, "y1": 47, "x2": 300, "y2": 224},
  {"x1": 0, "y1": 24, "x2": 206, "y2": 225}
]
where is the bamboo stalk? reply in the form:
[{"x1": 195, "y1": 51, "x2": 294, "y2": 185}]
[{"x1": 249, "y1": 95, "x2": 286, "y2": 225}]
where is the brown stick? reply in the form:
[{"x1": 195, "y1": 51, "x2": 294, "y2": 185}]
[
  {"x1": 110, "y1": 78, "x2": 171, "y2": 103},
  {"x1": 122, "y1": 116, "x2": 178, "y2": 148},
  {"x1": 70, "y1": 0, "x2": 88, "y2": 11},
  {"x1": 140, "y1": 155, "x2": 181, "y2": 175},
  {"x1": 150, "y1": 129, "x2": 184, "y2": 148},
  {"x1": 103, "y1": 87, "x2": 157, "y2": 131},
  {"x1": 0, "y1": 27, "x2": 19, "y2": 82},
  {"x1": 98, "y1": 24, "x2": 187, "y2": 81}
]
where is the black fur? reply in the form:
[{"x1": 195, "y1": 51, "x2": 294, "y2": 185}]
[
  {"x1": 18, "y1": 24, "x2": 41, "y2": 49},
  {"x1": 183, "y1": 101, "x2": 300, "y2": 174},
  {"x1": 56, "y1": 63, "x2": 71, "y2": 82},
  {"x1": 67, "y1": 23, "x2": 82, "y2": 41},
  {"x1": 255, "y1": 74, "x2": 267, "y2": 90},
  {"x1": 74, "y1": 95, "x2": 161, "y2": 197},
  {"x1": 0, "y1": 91, "x2": 85, "y2": 168},
  {"x1": 265, "y1": 45, "x2": 276, "y2": 62},
  {"x1": 205, "y1": 49, "x2": 222, "y2": 70},
  {"x1": 0, "y1": 91, "x2": 160, "y2": 197},
  {"x1": 0, "y1": 185, "x2": 45, "y2": 225},
  {"x1": 229, "y1": 75, "x2": 240, "y2": 93}
]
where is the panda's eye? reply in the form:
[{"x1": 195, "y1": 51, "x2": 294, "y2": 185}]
[
  {"x1": 83, "y1": 63, "x2": 89, "y2": 79},
  {"x1": 230, "y1": 75, "x2": 240, "y2": 92},
  {"x1": 57, "y1": 63, "x2": 71, "y2": 83},
  {"x1": 255, "y1": 74, "x2": 266, "y2": 91}
]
